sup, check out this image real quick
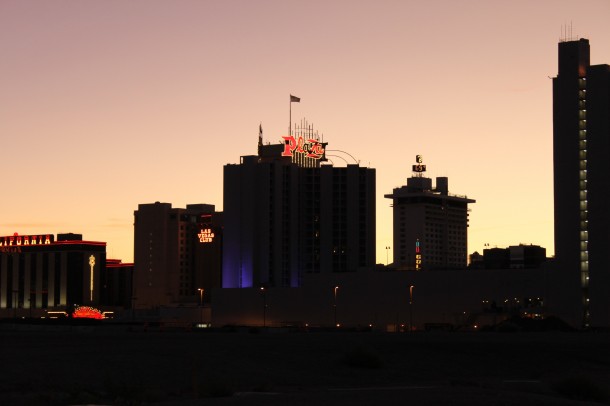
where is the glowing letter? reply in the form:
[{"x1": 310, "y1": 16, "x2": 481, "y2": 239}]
[{"x1": 282, "y1": 135, "x2": 296, "y2": 157}]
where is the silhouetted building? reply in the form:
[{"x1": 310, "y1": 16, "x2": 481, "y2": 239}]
[
  {"x1": 0, "y1": 232, "x2": 110, "y2": 316},
  {"x1": 103, "y1": 259, "x2": 134, "y2": 309},
  {"x1": 474, "y1": 244, "x2": 547, "y2": 270},
  {"x1": 133, "y1": 202, "x2": 222, "y2": 308},
  {"x1": 469, "y1": 251, "x2": 483, "y2": 269},
  {"x1": 507, "y1": 244, "x2": 547, "y2": 269},
  {"x1": 552, "y1": 38, "x2": 610, "y2": 328},
  {"x1": 222, "y1": 125, "x2": 376, "y2": 288},
  {"x1": 385, "y1": 156, "x2": 475, "y2": 270},
  {"x1": 483, "y1": 247, "x2": 510, "y2": 270}
]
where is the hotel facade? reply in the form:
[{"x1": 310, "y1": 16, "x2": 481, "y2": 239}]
[
  {"x1": 222, "y1": 127, "x2": 376, "y2": 288},
  {"x1": 385, "y1": 157, "x2": 475, "y2": 270},
  {"x1": 133, "y1": 203, "x2": 222, "y2": 308},
  {"x1": 0, "y1": 233, "x2": 129, "y2": 316},
  {"x1": 552, "y1": 38, "x2": 610, "y2": 328}
]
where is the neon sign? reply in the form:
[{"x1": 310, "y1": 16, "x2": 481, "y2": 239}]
[
  {"x1": 0, "y1": 233, "x2": 52, "y2": 247},
  {"x1": 73, "y1": 305, "x2": 104, "y2": 320},
  {"x1": 198, "y1": 228, "x2": 214, "y2": 243},
  {"x1": 281, "y1": 135, "x2": 326, "y2": 159},
  {"x1": 415, "y1": 239, "x2": 422, "y2": 270},
  {"x1": 89, "y1": 255, "x2": 95, "y2": 301},
  {"x1": 0, "y1": 247, "x2": 21, "y2": 253}
]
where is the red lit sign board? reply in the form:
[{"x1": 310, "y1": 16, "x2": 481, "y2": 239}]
[
  {"x1": 282, "y1": 135, "x2": 326, "y2": 159},
  {"x1": 73, "y1": 306, "x2": 104, "y2": 320},
  {"x1": 0, "y1": 233, "x2": 53, "y2": 247}
]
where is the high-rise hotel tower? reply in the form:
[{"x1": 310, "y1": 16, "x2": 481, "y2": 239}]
[
  {"x1": 222, "y1": 125, "x2": 376, "y2": 288},
  {"x1": 133, "y1": 203, "x2": 222, "y2": 308},
  {"x1": 552, "y1": 38, "x2": 610, "y2": 328},
  {"x1": 385, "y1": 156, "x2": 475, "y2": 271}
]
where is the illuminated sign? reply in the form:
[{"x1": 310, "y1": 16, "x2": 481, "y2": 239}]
[
  {"x1": 0, "y1": 233, "x2": 52, "y2": 247},
  {"x1": 73, "y1": 305, "x2": 104, "y2": 320},
  {"x1": 89, "y1": 255, "x2": 95, "y2": 301},
  {"x1": 415, "y1": 239, "x2": 422, "y2": 270},
  {"x1": 0, "y1": 247, "x2": 21, "y2": 253},
  {"x1": 281, "y1": 135, "x2": 326, "y2": 160},
  {"x1": 412, "y1": 155, "x2": 426, "y2": 173},
  {"x1": 198, "y1": 228, "x2": 215, "y2": 243}
]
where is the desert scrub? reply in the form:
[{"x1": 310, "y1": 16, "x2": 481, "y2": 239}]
[
  {"x1": 342, "y1": 346, "x2": 384, "y2": 369},
  {"x1": 551, "y1": 376, "x2": 608, "y2": 403}
]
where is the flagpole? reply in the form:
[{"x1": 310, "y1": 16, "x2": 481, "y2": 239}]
[{"x1": 289, "y1": 95, "x2": 300, "y2": 136}]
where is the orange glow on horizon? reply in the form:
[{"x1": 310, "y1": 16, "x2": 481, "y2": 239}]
[{"x1": 2, "y1": 2, "x2": 609, "y2": 264}]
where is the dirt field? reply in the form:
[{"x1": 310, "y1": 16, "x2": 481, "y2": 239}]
[{"x1": 2, "y1": 324, "x2": 609, "y2": 405}]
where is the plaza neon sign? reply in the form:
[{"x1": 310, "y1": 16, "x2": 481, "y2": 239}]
[
  {"x1": 281, "y1": 135, "x2": 326, "y2": 159},
  {"x1": 0, "y1": 233, "x2": 52, "y2": 247},
  {"x1": 198, "y1": 228, "x2": 214, "y2": 243}
]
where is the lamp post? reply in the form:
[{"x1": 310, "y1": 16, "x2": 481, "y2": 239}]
[
  {"x1": 260, "y1": 286, "x2": 267, "y2": 327},
  {"x1": 334, "y1": 286, "x2": 339, "y2": 327},
  {"x1": 197, "y1": 288, "x2": 204, "y2": 323},
  {"x1": 385, "y1": 246, "x2": 390, "y2": 266},
  {"x1": 409, "y1": 285, "x2": 414, "y2": 332}
]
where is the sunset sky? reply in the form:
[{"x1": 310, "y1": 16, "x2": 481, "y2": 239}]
[{"x1": 2, "y1": 0, "x2": 610, "y2": 263}]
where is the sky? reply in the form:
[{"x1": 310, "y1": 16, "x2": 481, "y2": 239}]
[{"x1": 2, "y1": 0, "x2": 610, "y2": 264}]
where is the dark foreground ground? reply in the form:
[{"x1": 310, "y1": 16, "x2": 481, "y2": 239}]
[{"x1": 1, "y1": 325, "x2": 609, "y2": 405}]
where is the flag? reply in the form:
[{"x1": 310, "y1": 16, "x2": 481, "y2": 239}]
[{"x1": 290, "y1": 95, "x2": 300, "y2": 103}]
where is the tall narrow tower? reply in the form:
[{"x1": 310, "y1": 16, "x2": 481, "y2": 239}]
[{"x1": 552, "y1": 38, "x2": 610, "y2": 328}]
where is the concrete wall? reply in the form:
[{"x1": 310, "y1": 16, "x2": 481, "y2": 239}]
[{"x1": 211, "y1": 267, "x2": 549, "y2": 329}]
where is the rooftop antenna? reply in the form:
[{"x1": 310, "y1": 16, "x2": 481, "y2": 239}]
[{"x1": 561, "y1": 21, "x2": 578, "y2": 42}]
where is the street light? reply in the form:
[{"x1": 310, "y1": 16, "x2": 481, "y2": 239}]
[
  {"x1": 260, "y1": 286, "x2": 267, "y2": 327},
  {"x1": 197, "y1": 288, "x2": 204, "y2": 305},
  {"x1": 409, "y1": 285, "x2": 414, "y2": 332},
  {"x1": 197, "y1": 288, "x2": 204, "y2": 323},
  {"x1": 334, "y1": 286, "x2": 340, "y2": 327},
  {"x1": 385, "y1": 246, "x2": 391, "y2": 266}
]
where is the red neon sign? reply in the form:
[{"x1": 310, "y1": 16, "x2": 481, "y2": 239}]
[
  {"x1": 282, "y1": 135, "x2": 326, "y2": 159},
  {"x1": 73, "y1": 306, "x2": 104, "y2": 319},
  {"x1": 0, "y1": 233, "x2": 52, "y2": 247}
]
